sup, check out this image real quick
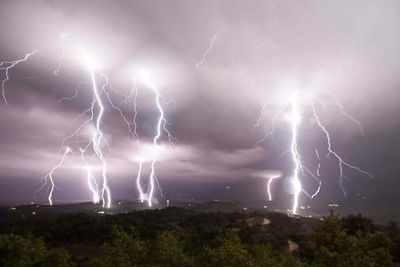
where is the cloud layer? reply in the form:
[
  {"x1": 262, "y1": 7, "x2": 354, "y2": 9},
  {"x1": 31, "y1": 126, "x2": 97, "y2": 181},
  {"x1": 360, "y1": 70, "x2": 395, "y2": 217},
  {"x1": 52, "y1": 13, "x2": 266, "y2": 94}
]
[{"x1": 0, "y1": 1, "x2": 399, "y2": 213}]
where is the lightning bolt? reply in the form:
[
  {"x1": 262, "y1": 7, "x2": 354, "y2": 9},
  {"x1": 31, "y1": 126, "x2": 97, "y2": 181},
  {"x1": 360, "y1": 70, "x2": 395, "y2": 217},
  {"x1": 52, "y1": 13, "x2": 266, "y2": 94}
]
[
  {"x1": 133, "y1": 69, "x2": 175, "y2": 207},
  {"x1": 49, "y1": 48, "x2": 143, "y2": 208},
  {"x1": 125, "y1": 80, "x2": 145, "y2": 202},
  {"x1": 58, "y1": 81, "x2": 86, "y2": 103},
  {"x1": 101, "y1": 72, "x2": 137, "y2": 139},
  {"x1": 132, "y1": 82, "x2": 140, "y2": 140},
  {"x1": 136, "y1": 160, "x2": 144, "y2": 202},
  {"x1": 315, "y1": 149, "x2": 321, "y2": 177},
  {"x1": 0, "y1": 50, "x2": 37, "y2": 104},
  {"x1": 257, "y1": 90, "x2": 372, "y2": 214},
  {"x1": 255, "y1": 103, "x2": 287, "y2": 144},
  {"x1": 313, "y1": 90, "x2": 368, "y2": 140},
  {"x1": 4, "y1": 40, "x2": 148, "y2": 207},
  {"x1": 43, "y1": 51, "x2": 114, "y2": 208},
  {"x1": 79, "y1": 147, "x2": 100, "y2": 204},
  {"x1": 309, "y1": 149, "x2": 322, "y2": 199},
  {"x1": 86, "y1": 65, "x2": 112, "y2": 208},
  {"x1": 195, "y1": 35, "x2": 217, "y2": 70},
  {"x1": 147, "y1": 83, "x2": 166, "y2": 207},
  {"x1": 310, "y1": 101, "x2": 373, "y2": 196},
  {"x1": 122, "y1": 80, "x2": 140, "y2": 140},
  {"x1": 41, "y1": 147, "x2": 71, "y2": 206},
  {"x1": 288, "y1": 92, "x2": 302, "y2": 214},
  {"x1": 266, "y1": 174, "x2": 281, "y2": 201}
]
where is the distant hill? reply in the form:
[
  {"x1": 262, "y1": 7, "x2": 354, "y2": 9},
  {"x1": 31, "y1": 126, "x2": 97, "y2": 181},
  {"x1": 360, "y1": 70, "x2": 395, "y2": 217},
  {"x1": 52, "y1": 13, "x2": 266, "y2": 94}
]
[
  {"x1": 0, "y1": 200, "x2": 149, "y2": 220},
  {"x1": 192, "y1": 200, "x2": 248, "y2": 213},
  {"x1": 0, "y1": 200, "x2": 253, "y2": 220}
]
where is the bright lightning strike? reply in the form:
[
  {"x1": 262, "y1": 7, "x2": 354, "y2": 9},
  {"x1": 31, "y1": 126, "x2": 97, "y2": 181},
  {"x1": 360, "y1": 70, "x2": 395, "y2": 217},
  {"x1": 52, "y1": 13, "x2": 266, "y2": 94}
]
[
  {"x1": 148, "y1": 84, "x2": 166, "y2": 207},
  {"x1": 85, "y1": 59, "x2": 112, "y2": 209},
  {"x1": 124, "y1": 80, "x2": 146, "y2": 203},
  {"x1": 135, "y1": 69, "x2": 174, "y2": 207},
  {"x1": 79, "y1": 148, "x2": 100, "y2": 204},
  {"x1": 135, "y1": 160, "x2": 144, "y2": 202},
  {"x1": 42, "y1": 147, "x2": 71, "y2": 206},
  {"x1": 4, "y1": 39, "x2": 176, "y2": 208},
  {"x1": 288, "y1": 92, "x2": 302, "y2": 214},
  {"x1": 315, "y1": 149, "x2": 321, "y2": 177},
  {"x1": 0, "y1": 50, "x2": 37, "y2": 104},
  {"x1": 266, "y1": 174, "x2": 281, "y2": 201},
  {"x1": 42, "y1": 49, "x2": 116, "y2": 208},
  {"x1": 256, "y1": 89, "x2": 372, "y2": 215}
]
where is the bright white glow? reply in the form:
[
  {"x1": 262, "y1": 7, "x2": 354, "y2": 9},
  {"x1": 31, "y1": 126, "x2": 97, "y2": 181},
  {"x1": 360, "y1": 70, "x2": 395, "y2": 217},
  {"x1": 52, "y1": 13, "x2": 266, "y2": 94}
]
[
  {"x1": 135, "y1": 68, "x2": 158, "y2": 88},
  {"x1": 74, "y1": 47, "x2": 100, "y2": 71},
  {"x1": 128, "y1": 58, "x2": 176, "y2": 90},
  {"x1": 82, "y1": 53, "x2": 99, "y2": 71},
  {"x1": 285, "y1": 92, "x2": 302, "y2": 125},
  {"x1": 131, "y1": 143, "x2": 168, "y2": 163},
  {"x1": 285, "y1": 112, "x2": 302, "y2": 125}
]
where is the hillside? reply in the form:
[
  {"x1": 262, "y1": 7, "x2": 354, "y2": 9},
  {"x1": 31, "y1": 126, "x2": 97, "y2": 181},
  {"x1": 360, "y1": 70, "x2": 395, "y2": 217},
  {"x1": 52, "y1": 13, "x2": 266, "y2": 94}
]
[{"x1": 0, "y1": 203, "x2": 399, "y2": 266}]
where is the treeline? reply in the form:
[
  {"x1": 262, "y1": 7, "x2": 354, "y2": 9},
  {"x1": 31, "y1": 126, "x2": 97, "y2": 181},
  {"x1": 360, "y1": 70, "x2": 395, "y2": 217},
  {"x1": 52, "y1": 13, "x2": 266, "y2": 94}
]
[{"x1": 0, "y1": 207, "x2": 399, "y2": 266}]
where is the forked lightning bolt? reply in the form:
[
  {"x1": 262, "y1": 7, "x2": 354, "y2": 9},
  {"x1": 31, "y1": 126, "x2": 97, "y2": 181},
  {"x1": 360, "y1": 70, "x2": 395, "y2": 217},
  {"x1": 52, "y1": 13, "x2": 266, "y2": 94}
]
[
  {"x1": 44, "y1": 46, "x2": 146, "y2": 207},
  {"x1": 310, "y1": 101, "x2": 373, "y2": 196},
  {"x1": 256, "y1": 90, "x2": 372, "y2": 214},
  {"x1": 0, "y1": 50, "x2": 37, "y2": 104},
  {"x1": 86, "y1": 62, "x2": 112, "y2": 208},
  {"x1": 134, "y1": 70, "x2": 175, "y2": 207},
  {"x1": 42, "y1": 51, "x2": 120, "y2": 208}
]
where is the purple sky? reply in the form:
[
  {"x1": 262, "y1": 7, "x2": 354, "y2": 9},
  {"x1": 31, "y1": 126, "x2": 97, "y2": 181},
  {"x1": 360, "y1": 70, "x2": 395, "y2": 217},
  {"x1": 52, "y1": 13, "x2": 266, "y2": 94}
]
[{"x1": 0, "y1": 0, "x2": 400, "y2": 216}]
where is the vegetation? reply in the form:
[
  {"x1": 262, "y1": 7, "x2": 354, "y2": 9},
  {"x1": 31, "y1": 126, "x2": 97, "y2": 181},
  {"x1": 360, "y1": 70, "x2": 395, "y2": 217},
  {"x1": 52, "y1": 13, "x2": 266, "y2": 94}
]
[{"x1": 0, "y1": 207, "x2": 398, "y2": 266}]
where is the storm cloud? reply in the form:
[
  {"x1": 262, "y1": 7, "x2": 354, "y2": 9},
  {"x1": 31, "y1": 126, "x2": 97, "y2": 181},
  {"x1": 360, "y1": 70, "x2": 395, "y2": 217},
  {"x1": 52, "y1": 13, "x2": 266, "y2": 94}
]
[{"x1": 0, "y1": 0, "x2": 399, "y2": 216}]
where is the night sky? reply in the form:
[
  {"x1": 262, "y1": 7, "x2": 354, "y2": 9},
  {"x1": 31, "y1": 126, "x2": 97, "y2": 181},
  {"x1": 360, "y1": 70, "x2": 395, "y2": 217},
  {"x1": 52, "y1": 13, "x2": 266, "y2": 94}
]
[{"x1": 0, "y1": 0, "x2": 399, "y2": 217}]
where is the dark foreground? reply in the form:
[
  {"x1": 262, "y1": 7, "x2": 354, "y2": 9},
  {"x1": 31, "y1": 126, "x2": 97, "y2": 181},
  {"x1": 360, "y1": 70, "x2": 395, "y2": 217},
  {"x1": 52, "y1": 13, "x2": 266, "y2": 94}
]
[{"x1": 0, "y1": 204, "x2": 399, "y2": 267}]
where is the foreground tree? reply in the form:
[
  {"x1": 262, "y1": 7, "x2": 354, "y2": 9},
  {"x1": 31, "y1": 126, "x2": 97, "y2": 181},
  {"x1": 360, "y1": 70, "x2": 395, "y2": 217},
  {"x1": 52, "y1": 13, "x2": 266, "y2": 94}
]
[
  {"x1": 300, "y1": 216, "x2": 394, "y2": 267},
  {"x1": 88, "y1": 226, "x2": 148, "y2": 267},
  {"x1": 0, "y1": 233, "x2": 73, "y2": 267}
]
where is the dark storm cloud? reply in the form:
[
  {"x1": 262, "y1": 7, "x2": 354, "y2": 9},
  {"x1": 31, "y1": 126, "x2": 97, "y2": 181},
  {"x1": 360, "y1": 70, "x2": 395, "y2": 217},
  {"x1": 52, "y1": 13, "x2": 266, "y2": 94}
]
[{"x1": 0, "y1": 0, "x2": 399, "y2": 215}]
